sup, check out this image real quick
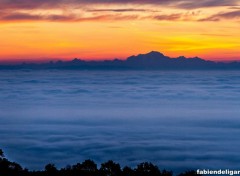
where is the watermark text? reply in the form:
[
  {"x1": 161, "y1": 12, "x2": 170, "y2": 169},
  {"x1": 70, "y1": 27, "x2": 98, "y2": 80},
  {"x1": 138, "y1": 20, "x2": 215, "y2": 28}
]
[{"x1": 197, "y1": 169, "x2": 240, "y2": 175}]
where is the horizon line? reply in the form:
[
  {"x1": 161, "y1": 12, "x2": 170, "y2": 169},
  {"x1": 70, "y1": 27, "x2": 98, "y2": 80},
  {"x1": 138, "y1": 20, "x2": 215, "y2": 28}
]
[{"x1": 0, "y1": 51, "x2": 239, "y2": 65}]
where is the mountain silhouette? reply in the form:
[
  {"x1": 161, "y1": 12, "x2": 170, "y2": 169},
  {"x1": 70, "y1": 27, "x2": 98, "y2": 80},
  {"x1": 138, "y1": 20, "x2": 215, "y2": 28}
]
[{"x1": 0, "y1": 51, "x2": 239, "y2": 70}]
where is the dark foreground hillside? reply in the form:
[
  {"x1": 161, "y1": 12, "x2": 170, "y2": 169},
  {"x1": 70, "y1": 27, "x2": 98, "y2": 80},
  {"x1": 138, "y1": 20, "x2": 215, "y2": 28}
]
[{"x1": 0, "y1": 149, "x2": 199, "y2": 176}]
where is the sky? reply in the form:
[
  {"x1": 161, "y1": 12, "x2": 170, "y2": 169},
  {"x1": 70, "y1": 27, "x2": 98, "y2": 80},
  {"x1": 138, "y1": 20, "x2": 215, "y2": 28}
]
[{"x1": 0, "y1": 0, "x2": 240, "y2": 62}]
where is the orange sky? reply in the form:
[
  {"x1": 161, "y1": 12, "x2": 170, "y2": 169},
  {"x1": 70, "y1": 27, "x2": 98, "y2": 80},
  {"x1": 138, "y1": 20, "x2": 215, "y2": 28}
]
[{"x1": 0, "y1": 1, "x2": 240, "y2": 62}]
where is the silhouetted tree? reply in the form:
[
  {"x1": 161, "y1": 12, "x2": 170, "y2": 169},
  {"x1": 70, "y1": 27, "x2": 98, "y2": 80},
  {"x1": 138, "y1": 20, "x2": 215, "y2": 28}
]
[
  {"x1": 72, "y1": 163, "x2": 82, "y2": 171},
  {"x1": 9, "y1": 162, "x2": 23, "y2": 172},
  {"x1": 123, "y1": 166, "x2": 135, "y2": 176},
  {"x1": 73, "y1": 159, "x2": 98, "y2": 176},
  {"x1": 72, "y1": 160, "x2": 97, "y2": 175},
  {"x1": 135, "y1": 162, "x2": 161, "y2": 176},
  {"x1": 59, "y1": 165, "x2": 72, "y2": 176},
  {"x1": 0, "y1": 158, "x2": 10, "y2": 175},
  {"x1": 81, "y1": 159, "x2": 98, "y2": 172},
  {"x1": 45, "y1": 163, "x2": 57, "y2": 176},
  {"x1": 0, "y1": 149, "x2": 4, "y2": 158},
  {"x1": 0, "y1": 153, "x2": 24, "y2": 176},
  {"x1": 100, "y1": 160, "x2": 122, "y2": 176},
  {"x1": 161, "y1": 169, "x2": 173, "y2": 176},
  {"x1": 0, "y1": 149, "x2": 201, "y2": 176}
]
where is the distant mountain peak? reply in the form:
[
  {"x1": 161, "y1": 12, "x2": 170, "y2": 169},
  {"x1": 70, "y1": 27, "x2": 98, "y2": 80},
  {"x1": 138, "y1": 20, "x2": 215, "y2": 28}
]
[
  {"x1": 138, "y1": 51, "x2": 166, "y2": 58},
  {"x1": 71, "y1": 58, "x2": 85, "y2": 63},
  {"x1": 147, "y1": 51, "x2": 165, "y2": 56},
  {"x1": 127, "y1": 51, "x2": 168, "y2": 62},
  {"x1": 177, "y1": 56, "x2": 187, "y2": 59}
]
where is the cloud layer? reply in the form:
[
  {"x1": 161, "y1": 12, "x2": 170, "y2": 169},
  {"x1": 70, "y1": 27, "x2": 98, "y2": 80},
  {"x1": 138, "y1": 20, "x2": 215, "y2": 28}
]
[
  {"x1": 0, "y1": 0, "x2": 239, "y2": 10},
  {"x1": 199, "y1": 10, "x2": 240, "y2": 21},
  {"x1": 0, "y1": 0, "x2": 239, "y2": 22}
]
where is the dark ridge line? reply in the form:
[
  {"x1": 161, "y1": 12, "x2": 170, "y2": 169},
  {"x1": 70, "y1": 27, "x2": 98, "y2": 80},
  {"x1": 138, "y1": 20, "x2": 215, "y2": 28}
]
[
  {"x1": 0, "y1": 149, "x2": 200, "y2": 176},
  {"x1": 0, "y1": 51, "x2": 239, "y2": 70}
]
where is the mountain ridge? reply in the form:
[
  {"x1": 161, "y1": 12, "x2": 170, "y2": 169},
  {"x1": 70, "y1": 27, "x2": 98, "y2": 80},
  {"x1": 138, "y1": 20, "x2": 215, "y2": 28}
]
[{"x1": 0, "y1": 51, "x2": 239, "y2": 70}]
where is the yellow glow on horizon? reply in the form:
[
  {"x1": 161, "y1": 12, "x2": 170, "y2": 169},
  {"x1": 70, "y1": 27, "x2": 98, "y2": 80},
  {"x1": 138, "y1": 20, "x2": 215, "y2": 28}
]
[{"x1": 0, "y1": 4, "x2": 240, "y2": 62}]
